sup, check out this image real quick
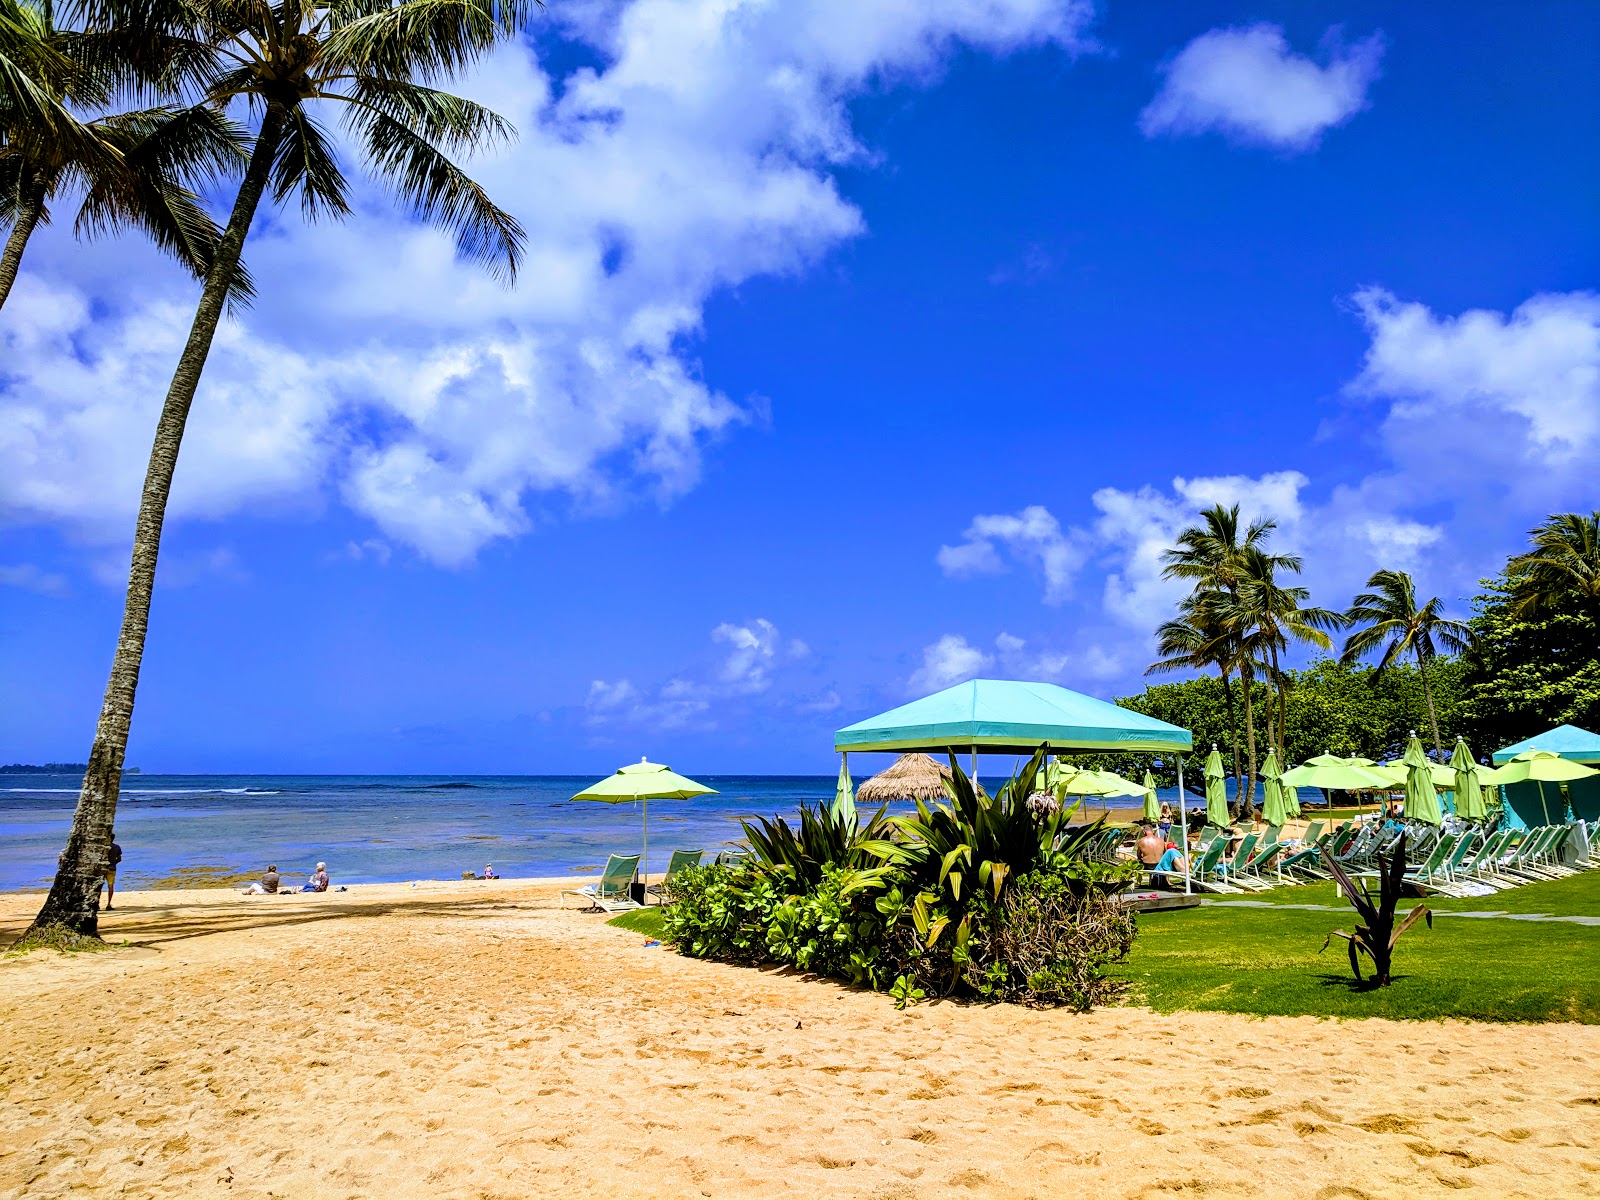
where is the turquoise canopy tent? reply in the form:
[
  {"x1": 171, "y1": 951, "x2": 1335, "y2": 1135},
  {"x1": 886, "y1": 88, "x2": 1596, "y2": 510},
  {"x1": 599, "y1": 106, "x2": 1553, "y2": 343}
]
[
  {"x1": 1491, "y1": 724, "x2": 1600, "y2": 828},
  {"x1": 835, "y1": 678, "x2": 1195, "y2": 889},
  {"x1": 834, "y1": 679, "x2": 1194, "y2": 755}
]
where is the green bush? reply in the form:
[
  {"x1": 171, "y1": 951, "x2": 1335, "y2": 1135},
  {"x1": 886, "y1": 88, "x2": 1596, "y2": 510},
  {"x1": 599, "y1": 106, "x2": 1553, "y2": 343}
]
[{"x1": 657, "y1": 746, "x2": 1142, "y2": 1010}]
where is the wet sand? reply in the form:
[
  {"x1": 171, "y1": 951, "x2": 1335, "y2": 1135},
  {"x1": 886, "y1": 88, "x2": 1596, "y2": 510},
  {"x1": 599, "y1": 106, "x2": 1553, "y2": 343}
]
[{"x1": 3, "y1": 880, "x2": 1598, "y2": 1199}]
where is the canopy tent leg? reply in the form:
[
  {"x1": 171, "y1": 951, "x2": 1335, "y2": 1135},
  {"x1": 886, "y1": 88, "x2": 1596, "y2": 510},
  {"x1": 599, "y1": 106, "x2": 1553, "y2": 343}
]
[
  {"x1": 1178, "y1": 755, "x2": 1191, "y2": 896},
  {"x1": 972, "y1": 746, "x2": 978, "y2": 791}
]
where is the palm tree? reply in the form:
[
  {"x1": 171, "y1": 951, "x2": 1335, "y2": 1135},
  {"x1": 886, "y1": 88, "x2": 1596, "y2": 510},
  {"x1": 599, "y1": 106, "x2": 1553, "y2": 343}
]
[
  {"x1": 1340, "y1": 569, "x2": 1472, "y2": 756},
  {"x1": 0, "y1": 0, "x2": 245, "y2": 309},
  {"x1": 1161, "y1": 504, "x2": 1296, "y2": 814},
  {"x1": 32, "y1": 0, "x2": 532, "y2": 938},
  {"x1": 1147, "y1": 600, "x2": 1238, "y2": 808},
  {"x1": 1233, "y1": 547, "x2": 1345, "y2": 760},
  {"x1": 1506, "y1": 511, "x2": 1600, "y2": 619}
]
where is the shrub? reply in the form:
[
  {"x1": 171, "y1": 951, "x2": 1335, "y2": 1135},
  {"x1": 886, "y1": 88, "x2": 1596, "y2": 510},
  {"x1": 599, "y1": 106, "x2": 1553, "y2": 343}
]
[{"x1": 657, "y1": 744, "x2": 1143, "y2": 1010}]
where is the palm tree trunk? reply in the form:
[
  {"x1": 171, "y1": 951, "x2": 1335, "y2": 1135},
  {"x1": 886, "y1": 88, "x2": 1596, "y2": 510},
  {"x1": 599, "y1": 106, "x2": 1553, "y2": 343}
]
[
  {"x1": 1239, "y1": 663, "x2": 1259, "y2": 818},
  {"x1": 1268, "y1": 644, "x2": 1286, "y2": 759},
  {"x1": 28, "y1": 105, "x2": 288, "y2": 938},
  {"x1": 0, "y1": 181, "x2": 47, "y2": 311},
  {"x1": 1416, "y1": 645, "x2": 1443, "y2": 756},
  {"x1": 1220, "y1": 668, "x2": 1243, "y2": 805}
]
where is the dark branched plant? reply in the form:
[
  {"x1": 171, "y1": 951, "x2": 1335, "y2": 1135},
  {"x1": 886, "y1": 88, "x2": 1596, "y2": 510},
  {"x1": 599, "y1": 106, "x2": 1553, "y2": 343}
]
[{"x1": 1318, "y1": 831, "x2": 1431, "y2": 988}]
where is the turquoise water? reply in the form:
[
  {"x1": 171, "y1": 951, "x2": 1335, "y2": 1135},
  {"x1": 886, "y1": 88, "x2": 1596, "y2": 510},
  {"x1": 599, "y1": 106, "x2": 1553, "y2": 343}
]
[{"x1": 0, "y1": 772, "x2": 859, "y2": 891}]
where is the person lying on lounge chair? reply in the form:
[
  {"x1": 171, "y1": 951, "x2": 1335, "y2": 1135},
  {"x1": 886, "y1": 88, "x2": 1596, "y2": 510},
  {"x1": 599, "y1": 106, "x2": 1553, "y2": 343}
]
[{"x1": 1151, "y1": 845, "x2": 1187, "y2": 889}]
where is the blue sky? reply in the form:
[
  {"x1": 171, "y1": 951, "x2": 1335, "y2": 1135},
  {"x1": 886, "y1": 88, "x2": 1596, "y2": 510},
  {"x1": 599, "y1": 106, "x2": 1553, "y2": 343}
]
[{"x1": 2, "y1": 0, "x2": 1596, "y2": 774}]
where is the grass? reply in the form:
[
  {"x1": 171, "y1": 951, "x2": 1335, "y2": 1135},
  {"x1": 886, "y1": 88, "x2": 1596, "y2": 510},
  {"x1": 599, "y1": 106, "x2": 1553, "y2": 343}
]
[
  {"x1": 604, "y1": 869, "x2": 1600, "y2": 1023},
  {"x1": 607, "y1": 907, "x2": 668, "y2": 937}
]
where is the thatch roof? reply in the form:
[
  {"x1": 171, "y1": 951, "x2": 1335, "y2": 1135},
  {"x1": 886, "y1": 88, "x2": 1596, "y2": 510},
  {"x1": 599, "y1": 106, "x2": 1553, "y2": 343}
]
[{"x1": 856, "y1": 753, "x2": 953, "y2": 804}]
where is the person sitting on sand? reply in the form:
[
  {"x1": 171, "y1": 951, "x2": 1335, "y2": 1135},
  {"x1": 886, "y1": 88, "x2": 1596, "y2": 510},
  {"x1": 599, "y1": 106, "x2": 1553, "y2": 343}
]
[
  {"x1": 243, "y1": 865, "x2": 281, "y2": 895},
  {"x1": 1136, "y1": 825, "x2": 1166, "y2": 868},
  {"x1": 303, "y1": 863, "x2": 329, "y2": 893},
  {"x1": 483, "y1": 864, "x2": 498, "y2": 880}
]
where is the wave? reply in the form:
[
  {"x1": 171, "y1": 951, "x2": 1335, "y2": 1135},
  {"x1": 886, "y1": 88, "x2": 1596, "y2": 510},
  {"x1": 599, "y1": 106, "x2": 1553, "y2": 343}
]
[{"x1": 414, "y1": 782, "x2": 482, "y2": 790}]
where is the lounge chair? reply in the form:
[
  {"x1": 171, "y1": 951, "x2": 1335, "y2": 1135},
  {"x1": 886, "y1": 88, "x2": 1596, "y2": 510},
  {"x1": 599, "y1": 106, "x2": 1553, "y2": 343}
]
[
  {"x1": 561, "y1": 854, "x2": 641, "y2": 912},
  {"x1": 646, "y1": 849, "x2": 705, "y2": 901}
]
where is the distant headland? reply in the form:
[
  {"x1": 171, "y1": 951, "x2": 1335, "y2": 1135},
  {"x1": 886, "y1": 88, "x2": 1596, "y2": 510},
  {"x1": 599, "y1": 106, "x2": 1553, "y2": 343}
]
[{"x1": 0, "y1": 763, "x2": 140, "y2": 774}]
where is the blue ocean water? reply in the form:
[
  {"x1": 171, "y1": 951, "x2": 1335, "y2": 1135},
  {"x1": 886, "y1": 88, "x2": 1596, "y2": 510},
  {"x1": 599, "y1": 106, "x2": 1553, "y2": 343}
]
[
  {"x1": 0, "y1": 773, "x2": 870, "y2": 891},
  {"x1": 0, "y1": 772, "x2": 1204, "y2": 892}
]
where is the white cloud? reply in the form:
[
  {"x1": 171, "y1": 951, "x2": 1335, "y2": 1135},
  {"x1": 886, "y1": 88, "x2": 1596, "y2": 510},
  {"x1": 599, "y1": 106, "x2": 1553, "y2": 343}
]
[
  {"x1": 0, "y1": 563, "x2": 70, "y2": 597},
  {"x1": 1140, "y1": 23, "x2": 1383, "y2": 151},
  {"x1": 1349, "y1": 287, "x2": 1600, "y2": 457},
  {"x1": 937, "y1": 504, "x2": 1090, "y2": 603},
  {"x1": 712, "y1": 617, "x2": 783, "y2": 692},
  {"x1": 587, "y1": 615, "x2": 809, "y2": 726},
  {"x1": 0, "y1": 0, "x2": 1095, "y2": 566},
  {"x1": 909, "y1": 634, "x2": 991, "y2": 693}
]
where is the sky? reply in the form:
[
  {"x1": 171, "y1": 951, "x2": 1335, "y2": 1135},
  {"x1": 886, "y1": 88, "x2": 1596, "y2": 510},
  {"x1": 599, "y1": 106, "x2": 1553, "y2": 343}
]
[{"x1": 2, "y1": 0, "x2": 1596, "y2": 774}]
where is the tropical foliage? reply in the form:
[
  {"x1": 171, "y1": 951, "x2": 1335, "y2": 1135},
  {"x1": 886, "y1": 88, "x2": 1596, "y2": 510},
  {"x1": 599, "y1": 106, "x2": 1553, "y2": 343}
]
[
  {"x1": 1318, "y1": 833, "x2": 1431, "y2": 988},
  {"x1": 663, "y1": 747, "x2": 1138, "y2": 1009}
]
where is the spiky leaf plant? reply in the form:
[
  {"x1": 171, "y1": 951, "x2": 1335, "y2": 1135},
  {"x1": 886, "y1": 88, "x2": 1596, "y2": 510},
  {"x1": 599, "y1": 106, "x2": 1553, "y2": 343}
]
[{"x1": 1318, "y1": 831, "x2": 1431, "y2": 988}]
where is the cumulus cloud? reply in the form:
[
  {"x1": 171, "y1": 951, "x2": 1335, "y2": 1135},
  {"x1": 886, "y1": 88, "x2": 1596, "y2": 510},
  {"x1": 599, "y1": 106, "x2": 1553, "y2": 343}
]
[
  {"x1": 0, "y1": 0, "x2": 1095, "y2": 565},
  {"x1": 588, "y1": 615, "x2": 810, "y2": 727},
  {"x1": 1140, "y1": 23, "x2": 1383, "y2": 150},
  {"x1": 908, "y1": 634, "x2": 992, "y2": 692},
  {"x1": 937, "y1": 505, "x2": 1090, "y2": 603}
]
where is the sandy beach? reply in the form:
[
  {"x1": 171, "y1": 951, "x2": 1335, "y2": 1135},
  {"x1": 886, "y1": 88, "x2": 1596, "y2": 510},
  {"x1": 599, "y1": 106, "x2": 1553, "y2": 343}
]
[{"x1": 3, "y1": 880, "x2": 1598, "y2": 1200}]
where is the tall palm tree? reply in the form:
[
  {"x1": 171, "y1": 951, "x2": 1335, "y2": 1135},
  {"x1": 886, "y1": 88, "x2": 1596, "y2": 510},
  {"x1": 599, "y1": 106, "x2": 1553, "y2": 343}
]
[
  {"x1": 1233, "y1": 546, "x2": 1345, "y2": 760},
  {"x1": 1147, "y1": 600, "x2": 1238, "y2": 805},
  {"x1": 0, "y1": 0, "x2": 244, "y2": 308},
  {"x1": 1161, "y1": 504, "x2": 1297, "y2": 814},
  {"x1": 1340, "y1": 569, "x2": 1472, "y2": 756},
  {"x1": 32, "y1": 0, "x2": 532, "y2": 937},
  {"x1": 1506, "y1": 511, "x2": 1600, "y2": 619}
]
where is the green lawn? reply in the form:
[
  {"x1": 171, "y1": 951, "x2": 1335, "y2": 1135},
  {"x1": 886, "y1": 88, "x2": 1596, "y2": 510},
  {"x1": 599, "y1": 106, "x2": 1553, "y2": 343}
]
[
  {"x1": 607, "y1": 907, "x2": 668, "y2": 937},
  {"x1": 608, "y1": 873, "x2": 1600, "y2": 1022},
  {"x1": 1126, "y1": 901, "x2": 1600, "y2": 1022}
]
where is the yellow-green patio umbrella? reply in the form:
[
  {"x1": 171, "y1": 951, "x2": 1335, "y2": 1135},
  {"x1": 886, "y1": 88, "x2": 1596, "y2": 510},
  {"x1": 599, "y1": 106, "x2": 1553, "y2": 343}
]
[
  {"x1": 1304, "y1": 751, "x2": 1376, "y2": 767},
  {"x1": 1260, "y1": 749, "x2": 1290, "y2": 828},
  {"x1": 1279, "y1": 759, "x2": 1393, "y2": 791},
  {"x1": 1203, "y1": 745, "x2": 1229, "y2": 828},
  {"x1": 574, "y1": 758, "x2": 718, "y2": 883},
  {"x1": 1283, "y1": 780, "x2": 1302, "y2": 819},
  {"x1": 832, "y1": 754, "x2": 856, "y2": 825},
  {"x1": 1400, "y1": 734, "x2": 1443, "y2": 825},
  {"x1": 1449, "y1": 737, "x2": 1488, "y2": 822},
  {"x1": 1141, "y1": 770, "x2": 1160, "y2": 823},
  {"x1": 1493, "y1": 750, "x2": 1599, "y2": 825}
]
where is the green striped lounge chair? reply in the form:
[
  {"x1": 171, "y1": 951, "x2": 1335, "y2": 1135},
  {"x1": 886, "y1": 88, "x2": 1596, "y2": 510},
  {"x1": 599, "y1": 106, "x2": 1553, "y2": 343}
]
[
  {"x1": 562, "y1": 853, "x2": 641, "y2": 912},
  {"x1": 646, "y1": 849, "x2": 705, "y2": 901}
]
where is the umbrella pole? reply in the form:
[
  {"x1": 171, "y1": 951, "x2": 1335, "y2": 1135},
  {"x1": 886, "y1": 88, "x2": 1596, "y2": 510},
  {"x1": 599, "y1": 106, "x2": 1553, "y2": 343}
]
[
  {"x1": 642, "y1": 798, "x2": 649, "y2": 901},
  {"x1": 1178, "y1": 756, "x2": 1190, "y2": 896}
]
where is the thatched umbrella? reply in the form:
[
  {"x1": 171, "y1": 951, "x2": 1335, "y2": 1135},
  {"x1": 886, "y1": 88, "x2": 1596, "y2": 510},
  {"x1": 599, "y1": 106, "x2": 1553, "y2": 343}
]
[{"x1": 856, "y1": 753, "x2": 953, "y2": 804}]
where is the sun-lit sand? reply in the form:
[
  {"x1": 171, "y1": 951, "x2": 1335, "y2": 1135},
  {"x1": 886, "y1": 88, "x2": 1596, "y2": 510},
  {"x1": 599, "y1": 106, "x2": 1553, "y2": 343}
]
[{"x1": 3, "y1": 880, "x2": 1598, "y2": 1199}]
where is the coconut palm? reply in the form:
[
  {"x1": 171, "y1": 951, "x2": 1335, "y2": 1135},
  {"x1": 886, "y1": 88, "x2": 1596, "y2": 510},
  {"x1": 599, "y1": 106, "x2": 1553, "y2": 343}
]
[
  {"x1": 1506, "y1": 511, "x2": 1600, "y2": 619},
  {"x1": 0, "y1": 0, "x2": 248, "y2": 309},
  {"x1": 1161, "y1": 504, "x2": 1298, "y2": 814},
  {"x1": 1233, "y1": 546, "x2": 1345, "y2": 760},
  {"x1": 32, "y1": 0, "x2": 532, "y2": 937},
  {"x1": 1147, "y1": 596, "x2": 1242, "y2": 808},
  {"x1": 1340, "y1": 569, "x2": 1472, "y2": 757}
]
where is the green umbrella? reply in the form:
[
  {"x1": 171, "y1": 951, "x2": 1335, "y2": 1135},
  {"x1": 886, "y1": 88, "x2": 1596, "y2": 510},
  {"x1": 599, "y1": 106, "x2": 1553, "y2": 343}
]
[
  {"x1": 1493, "y1": 750, "x2": 1599, "y2": 825},
  {"x1": 1304, "y1": 751, "x2": 1376, "y2": 767},
  {"x1": 574, "y1": 758, "x2": 718, "y2": 884},
  {"x1": 1283, "y1": 781, "x2": 1302, "y2": 819},
  {"x1": 832, "y1": 754, "x2": 856, "y2": 826},
  {"x1": 1141, "y1": 770, "x2": 1160, "y2": 823},
  {"x1": 1450, "y1": 738, "x2": 1488, "y2": 822},
  {"x1": 1400, "y1": 734, "x2": 1443, "y2": 825},
  {"x1": 1279, "y1": 760, "x2": 1393, "y2": 791},
  {"x1": 1260, "y1": 749, "x2": 1289, "y2": 828},
  {"x1": 1203, "y1": 746, "x2": 1229, "y2": 829}
]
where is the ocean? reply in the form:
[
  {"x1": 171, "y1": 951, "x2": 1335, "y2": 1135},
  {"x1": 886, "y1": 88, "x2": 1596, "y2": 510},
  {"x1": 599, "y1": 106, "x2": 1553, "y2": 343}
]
[{"x1": 0, "y1": 771, "x2": 1194, "y2": 893}]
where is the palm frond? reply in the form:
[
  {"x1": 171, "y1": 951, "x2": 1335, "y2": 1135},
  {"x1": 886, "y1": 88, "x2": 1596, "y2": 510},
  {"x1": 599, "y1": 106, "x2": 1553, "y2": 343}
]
[{"x1": 272, "y1": 106, "x2": 351, "y2": 217}]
